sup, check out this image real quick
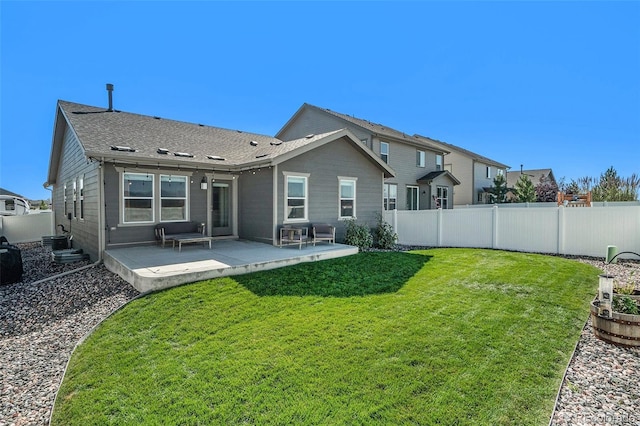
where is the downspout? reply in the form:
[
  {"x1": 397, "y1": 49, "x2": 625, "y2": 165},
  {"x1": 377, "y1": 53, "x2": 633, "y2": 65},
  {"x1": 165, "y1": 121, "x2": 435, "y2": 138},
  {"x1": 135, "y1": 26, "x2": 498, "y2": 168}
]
[
  {"x1": 97, "y1": 158, "x2": 105, "y2": 261},
  {"x1": 272, "y1": 165, "x2": 278, "y2": 245}
]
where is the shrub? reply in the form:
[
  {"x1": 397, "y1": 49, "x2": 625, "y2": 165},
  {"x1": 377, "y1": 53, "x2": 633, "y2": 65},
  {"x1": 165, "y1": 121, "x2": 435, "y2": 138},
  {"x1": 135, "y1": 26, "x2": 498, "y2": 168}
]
[
  {"x1": 373, "y1": 213, "x2": 397, "y2": 249},
  {"x1": 344, "y1": 219, "x2": 373, "y2": 251}
]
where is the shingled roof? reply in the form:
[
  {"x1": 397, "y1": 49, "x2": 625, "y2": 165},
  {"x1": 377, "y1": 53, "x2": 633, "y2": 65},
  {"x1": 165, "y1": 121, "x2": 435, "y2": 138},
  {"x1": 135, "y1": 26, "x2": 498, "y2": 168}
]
[
  {"x1": 278, "y1": 103, "x2": 449, "y2": 154},
  {"x1": 48, "y1": 101, "x2": 395, "y2": 183},
  {"x1": 414, "y1": 134, "x2": 510, "y2": 169}
]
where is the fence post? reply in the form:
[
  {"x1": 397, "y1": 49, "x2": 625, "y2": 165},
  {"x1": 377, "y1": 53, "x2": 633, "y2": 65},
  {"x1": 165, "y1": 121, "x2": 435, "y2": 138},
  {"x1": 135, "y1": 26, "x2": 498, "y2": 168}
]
[
  {"x1": 437, "y1": 208, "x2": 443, "y2": 246},
  {"x1": 392, "y1": 209, "x2": 397, "y2": 235},
  {"x1": 492, "y1": 205, "x2": 499, "y2": 249},
  {"x1": 557, "y1": 205, "x2": 565, "y2": 255}
]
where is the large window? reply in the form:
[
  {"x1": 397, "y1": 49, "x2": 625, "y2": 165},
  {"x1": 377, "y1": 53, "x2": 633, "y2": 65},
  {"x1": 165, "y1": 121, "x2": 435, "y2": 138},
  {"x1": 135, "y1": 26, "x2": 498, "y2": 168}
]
[
  {"x1": 380, "y1": 142, "x2": 389, "y2": 163},
  {"x1": 339, "y1": 177, "x2": 356, "y2": 219},
  {"x1": 160, "y1": 175, "x2": 187, "y2": 221},
  {"x1": 406, "y1": 186, "x2": 419, "y2": 210},
  {"x1": 417, "y1": 150, "x2": 426, "y2": 168},
  {"x1": 285, "y1": 174, "x2": 308, "y2": 221},
  {"x1": 383, "y1": 183, "x2": 397, "y2": 211},
  {"x1": 436, "y1": 186, "x2": 448, "y2": 209},
  {"x1": 123, "y1": 173, "x2": 154, "y2": 223}
]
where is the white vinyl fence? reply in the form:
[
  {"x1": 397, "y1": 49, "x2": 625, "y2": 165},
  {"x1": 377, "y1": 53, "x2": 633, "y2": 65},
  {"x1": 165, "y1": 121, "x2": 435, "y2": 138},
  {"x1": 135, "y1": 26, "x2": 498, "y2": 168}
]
[
  {"x1": 384, "y1": 205, "x2": 640, "y2": 259},
  {"x1": 0, "y1": 212, "x2": 54, "y2": 244}
]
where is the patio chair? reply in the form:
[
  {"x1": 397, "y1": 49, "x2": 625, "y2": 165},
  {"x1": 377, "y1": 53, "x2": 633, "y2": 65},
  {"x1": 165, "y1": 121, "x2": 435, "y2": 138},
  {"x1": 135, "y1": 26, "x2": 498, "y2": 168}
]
[
  {"x1": 279, "y1": 225, "x2": 308, "y2": 249},
  {"x1": 312, "y1": 223, "x2": 335, "y2": 246}
]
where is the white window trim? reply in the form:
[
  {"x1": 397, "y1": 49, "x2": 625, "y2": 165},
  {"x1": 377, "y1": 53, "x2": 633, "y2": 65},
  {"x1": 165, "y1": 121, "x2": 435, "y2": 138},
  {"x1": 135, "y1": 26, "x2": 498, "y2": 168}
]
[
  {"x1": 283, "y1": 171, "x2": 309, "y2": 223},
  {"x1": 406, "y1": 185, "x2": 419, "y2": 210},
  {"x1": 380, "y1": 141, "x2": 389, "y2": 163},
  {"x1": 436, "y1": 186, "x2": 448, "y2": 209},
  {"x1": 436, "y1": 155, "x2": 443, "y2": 171},
  {"x1": 338, "y1": 176, "x2": 357, "y2": 220},
  {"x1": 78, "y1": 175, "x2": 84, "y2": 220},
  {"x1": 115, "y1": 167, "x2": 193, "y2": 226},
  {"x1": 122, "y1": 172, "x2": 156, "y2": 224},
  {"x1": 63, "y1": 183, "x2": 67, "y2": 216},
  {"x1": 72, "y1": 180, "x2": 77, "y2": 219},
  {"x1": 486, "y1": 166, "x2": 491, "y2": 179},
  {"x1": 417, "y1": 150, "x2": 426, "y2": 168},
  {"x1": 384, "y1": 183, "x2": 397, "y2": 211},
  {"x1": 160, "y1": 174, "x2": 189, "y2": 222}
]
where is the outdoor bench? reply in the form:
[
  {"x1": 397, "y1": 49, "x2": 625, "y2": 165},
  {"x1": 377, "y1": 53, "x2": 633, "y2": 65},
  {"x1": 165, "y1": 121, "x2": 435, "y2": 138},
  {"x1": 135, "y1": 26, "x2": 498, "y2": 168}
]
[{"x1": 154, "y1": 221, "x2": 212, "y2": 251}]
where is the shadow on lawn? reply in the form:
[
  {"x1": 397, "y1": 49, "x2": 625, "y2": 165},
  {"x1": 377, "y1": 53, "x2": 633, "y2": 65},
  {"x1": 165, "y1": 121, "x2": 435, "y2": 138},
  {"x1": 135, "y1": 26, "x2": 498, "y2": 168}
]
[{"x1": 235, "y1": 252, "x2": 432, "y2": 297}]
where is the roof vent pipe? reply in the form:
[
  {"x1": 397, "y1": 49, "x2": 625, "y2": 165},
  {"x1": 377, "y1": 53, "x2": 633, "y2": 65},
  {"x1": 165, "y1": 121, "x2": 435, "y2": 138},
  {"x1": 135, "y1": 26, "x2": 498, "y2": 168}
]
[{"x1": 106, "y1": 83, "x2": 114, "y2": 112}]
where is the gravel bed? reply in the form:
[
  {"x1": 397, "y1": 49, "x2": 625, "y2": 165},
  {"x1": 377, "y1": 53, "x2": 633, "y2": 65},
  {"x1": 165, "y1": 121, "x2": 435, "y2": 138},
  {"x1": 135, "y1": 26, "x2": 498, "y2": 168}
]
[
  {"x1": 551, "y1": 258, "x2": 640, "y2": 426},
  {"x1": 1, "y1": 243, "x2": 638, "y2": 425},
  {"x1": 0, "y1": 243, "x2": 139, "y2": 426}
]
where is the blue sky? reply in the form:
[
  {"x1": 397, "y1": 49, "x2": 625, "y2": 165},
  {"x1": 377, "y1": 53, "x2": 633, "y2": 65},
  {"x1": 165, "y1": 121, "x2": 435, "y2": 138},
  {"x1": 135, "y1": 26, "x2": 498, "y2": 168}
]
[{"x1": 2, "y1": 1, "x2": 639, "y2": 200}]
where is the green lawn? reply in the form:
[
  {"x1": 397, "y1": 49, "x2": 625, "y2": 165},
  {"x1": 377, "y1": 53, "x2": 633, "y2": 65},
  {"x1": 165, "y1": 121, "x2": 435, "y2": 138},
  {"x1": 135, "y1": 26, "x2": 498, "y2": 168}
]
[{"x1": 52, "y1": 249, "x2": 599, "y2": 425}]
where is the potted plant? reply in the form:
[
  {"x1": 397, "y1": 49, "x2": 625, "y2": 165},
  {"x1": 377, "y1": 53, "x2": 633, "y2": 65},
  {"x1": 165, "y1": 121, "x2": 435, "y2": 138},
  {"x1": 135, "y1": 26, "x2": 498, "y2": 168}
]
[{"x1": 591, "y1": 252, "x2": 640, "y2": 347}]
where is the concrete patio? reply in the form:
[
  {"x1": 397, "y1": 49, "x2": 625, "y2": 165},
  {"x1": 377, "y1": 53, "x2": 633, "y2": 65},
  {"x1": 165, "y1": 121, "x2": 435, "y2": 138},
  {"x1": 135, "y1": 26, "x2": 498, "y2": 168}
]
[{"x1": 104, "y1": 239, "x2": 358, "y2": 293}]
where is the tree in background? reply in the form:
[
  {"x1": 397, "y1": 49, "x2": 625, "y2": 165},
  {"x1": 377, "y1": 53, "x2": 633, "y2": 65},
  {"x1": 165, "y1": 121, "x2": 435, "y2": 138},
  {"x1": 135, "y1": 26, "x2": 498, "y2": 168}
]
[
  {"x1": 535, "y1": 175, "x2": 559, "y2": 202},
  {"x1": 514, "y1": 174, "x2": 536, "y2": 202},
  {"x1": 490, "y1": 173, "x2": 508, "y2": 203},
  {"x1": 565, "y1": 167, "x2": 639, "y2": 201}
]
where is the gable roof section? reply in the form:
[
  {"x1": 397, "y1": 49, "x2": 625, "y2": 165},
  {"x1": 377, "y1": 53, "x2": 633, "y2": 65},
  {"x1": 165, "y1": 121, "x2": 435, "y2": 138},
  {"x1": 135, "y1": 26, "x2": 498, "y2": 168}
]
[
  {"x1": 417, "y1": 170, "x2": 461, "y2": 186},
  {"x1": 47, "y1": 101, "x2": 395, "y2": 182},
  {"x1": 414, "y1": 134, "x2": 510, "y2": 169},
  {"x1": 277, "y1": 103, "x2": 448, "y2": 154},
  {"x1": 507, "y1": 169, "x2": 555, "y2": 187}
]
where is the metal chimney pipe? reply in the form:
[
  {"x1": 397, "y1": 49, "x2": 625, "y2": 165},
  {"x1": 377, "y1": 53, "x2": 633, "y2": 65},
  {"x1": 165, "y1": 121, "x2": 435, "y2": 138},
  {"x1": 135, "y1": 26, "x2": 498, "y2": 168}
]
[{"x1": 106, "y1": 83, "x2": 114, "y2": 111}]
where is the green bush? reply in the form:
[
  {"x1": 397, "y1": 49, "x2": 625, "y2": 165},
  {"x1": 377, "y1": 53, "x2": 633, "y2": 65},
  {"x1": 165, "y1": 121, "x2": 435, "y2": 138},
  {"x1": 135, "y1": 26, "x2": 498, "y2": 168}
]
[
  {"x1": 343, "y1": 219, "x2": 373, "y2": 251},
  {"x1": 374, "y1": 213, "x2": 397, "y2": 249}
]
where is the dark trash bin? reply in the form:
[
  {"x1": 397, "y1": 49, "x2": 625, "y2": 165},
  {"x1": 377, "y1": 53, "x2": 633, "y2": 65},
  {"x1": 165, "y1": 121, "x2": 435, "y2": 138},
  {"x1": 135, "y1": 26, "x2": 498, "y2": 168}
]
[
  {"x1": 0, "y1": 243, "x2": 24, "y2": 285},
  {"x1": 51, "y1": 235, "x2": 69, "y2": 250}
]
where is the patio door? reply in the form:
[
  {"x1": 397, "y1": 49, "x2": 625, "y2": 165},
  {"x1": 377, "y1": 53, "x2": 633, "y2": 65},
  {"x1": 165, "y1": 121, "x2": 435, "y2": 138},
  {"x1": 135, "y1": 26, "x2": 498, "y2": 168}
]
[{"x1": 211, "y1": 181, "x2": 232, "y2": 236}]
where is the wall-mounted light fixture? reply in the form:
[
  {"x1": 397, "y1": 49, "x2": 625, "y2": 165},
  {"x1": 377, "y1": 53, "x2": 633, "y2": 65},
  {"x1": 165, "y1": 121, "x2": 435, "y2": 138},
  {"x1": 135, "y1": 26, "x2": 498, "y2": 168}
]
[{"x1": 200, "y1": 176, "x2": 208, "y2": 190}]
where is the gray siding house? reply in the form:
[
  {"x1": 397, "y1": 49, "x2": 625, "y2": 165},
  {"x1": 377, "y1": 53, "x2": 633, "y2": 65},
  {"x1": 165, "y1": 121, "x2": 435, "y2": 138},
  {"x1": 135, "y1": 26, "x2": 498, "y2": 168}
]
[
  {"x1": 46, "y1": 100, "x2": 394, "y2": 261},
  {"x1": 276, "y1": 104, "x2": 460, "y2": 211},
  {"x1": 414, "y1": 135, "x2": 510, "y2": 206}
]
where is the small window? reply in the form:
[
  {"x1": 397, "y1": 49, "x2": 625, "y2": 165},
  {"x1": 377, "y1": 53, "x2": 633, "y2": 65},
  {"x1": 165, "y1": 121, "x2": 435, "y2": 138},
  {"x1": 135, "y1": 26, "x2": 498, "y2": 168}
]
[
  {"x1": 160, "y1": 175, "x2": 187, "y2": 221},
  {"x1": 486, "y1": 166, "x2": 491, "y2": 179},
  {"x1": 383, "y1": 183, "x2": 397, "y2": 211},
  {"x1": 361, "y1": 138, "x2": 368, "y2": 146},
  {"x1": 497, "y1": 169, "x2": 504, "y2": 176},
  {"x1": 63, "y1": 183, "x2": 68, "y2": 216},
  {"x1": 284, "y1": 174, "x2": 308, "y2": 222},
  {"x1": 339, "y1": 178, "x2": 356, "y2": 219},
  {"x1": 123, "y1": 173, "x2": 154, "y2": 223},
  {"x1": 417, "y1": 150, "x2": 426, "y2": 168},
  {"x1": 72, "y1": 180, "x2": 77, "y2": 218},
  {"x1": 79, "y1": 176, "x2": 84, "y2": 219},
  {"x1": 380, "y1": 142, "x2": 389, "y2": 163},
  {"x1": 436, "y1": 155, "x2": 443, "y2": 171},
  {"x1": 406, "y1": 186, "x2": 419, "y2": 210}
]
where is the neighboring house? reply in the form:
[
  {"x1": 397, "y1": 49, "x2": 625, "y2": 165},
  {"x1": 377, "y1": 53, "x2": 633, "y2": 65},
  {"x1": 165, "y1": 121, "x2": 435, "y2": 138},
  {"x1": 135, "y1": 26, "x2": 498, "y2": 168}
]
[
  {"x1": 506, "y1": 168, "x2": 557, "y2": 190},
  {"x1": 276, "y1": 103, "x2": 460, "y2": 210},
  {"x1": 46, "y1": 100, "x2": 394, "y2": 261},
  {"x1": 507, "y1": 165, "x2": 558, "y2": 201},
  {"x1": 413, "y1": 135, "x2": 510, "y2": 206}
]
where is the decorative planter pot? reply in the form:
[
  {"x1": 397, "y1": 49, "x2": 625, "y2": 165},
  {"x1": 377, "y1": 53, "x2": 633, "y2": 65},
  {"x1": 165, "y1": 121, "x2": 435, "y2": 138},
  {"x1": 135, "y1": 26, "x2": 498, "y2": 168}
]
[{"x1": 590, "y1": 295, "x2": 640, "y2": 347}]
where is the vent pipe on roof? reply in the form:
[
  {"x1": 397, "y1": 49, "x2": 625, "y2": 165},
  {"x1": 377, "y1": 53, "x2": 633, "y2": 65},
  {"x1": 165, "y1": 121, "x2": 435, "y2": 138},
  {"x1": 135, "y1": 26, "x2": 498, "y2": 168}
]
[{"x1": 106, "y1": 83, "x2": 114, "y2": 112}]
